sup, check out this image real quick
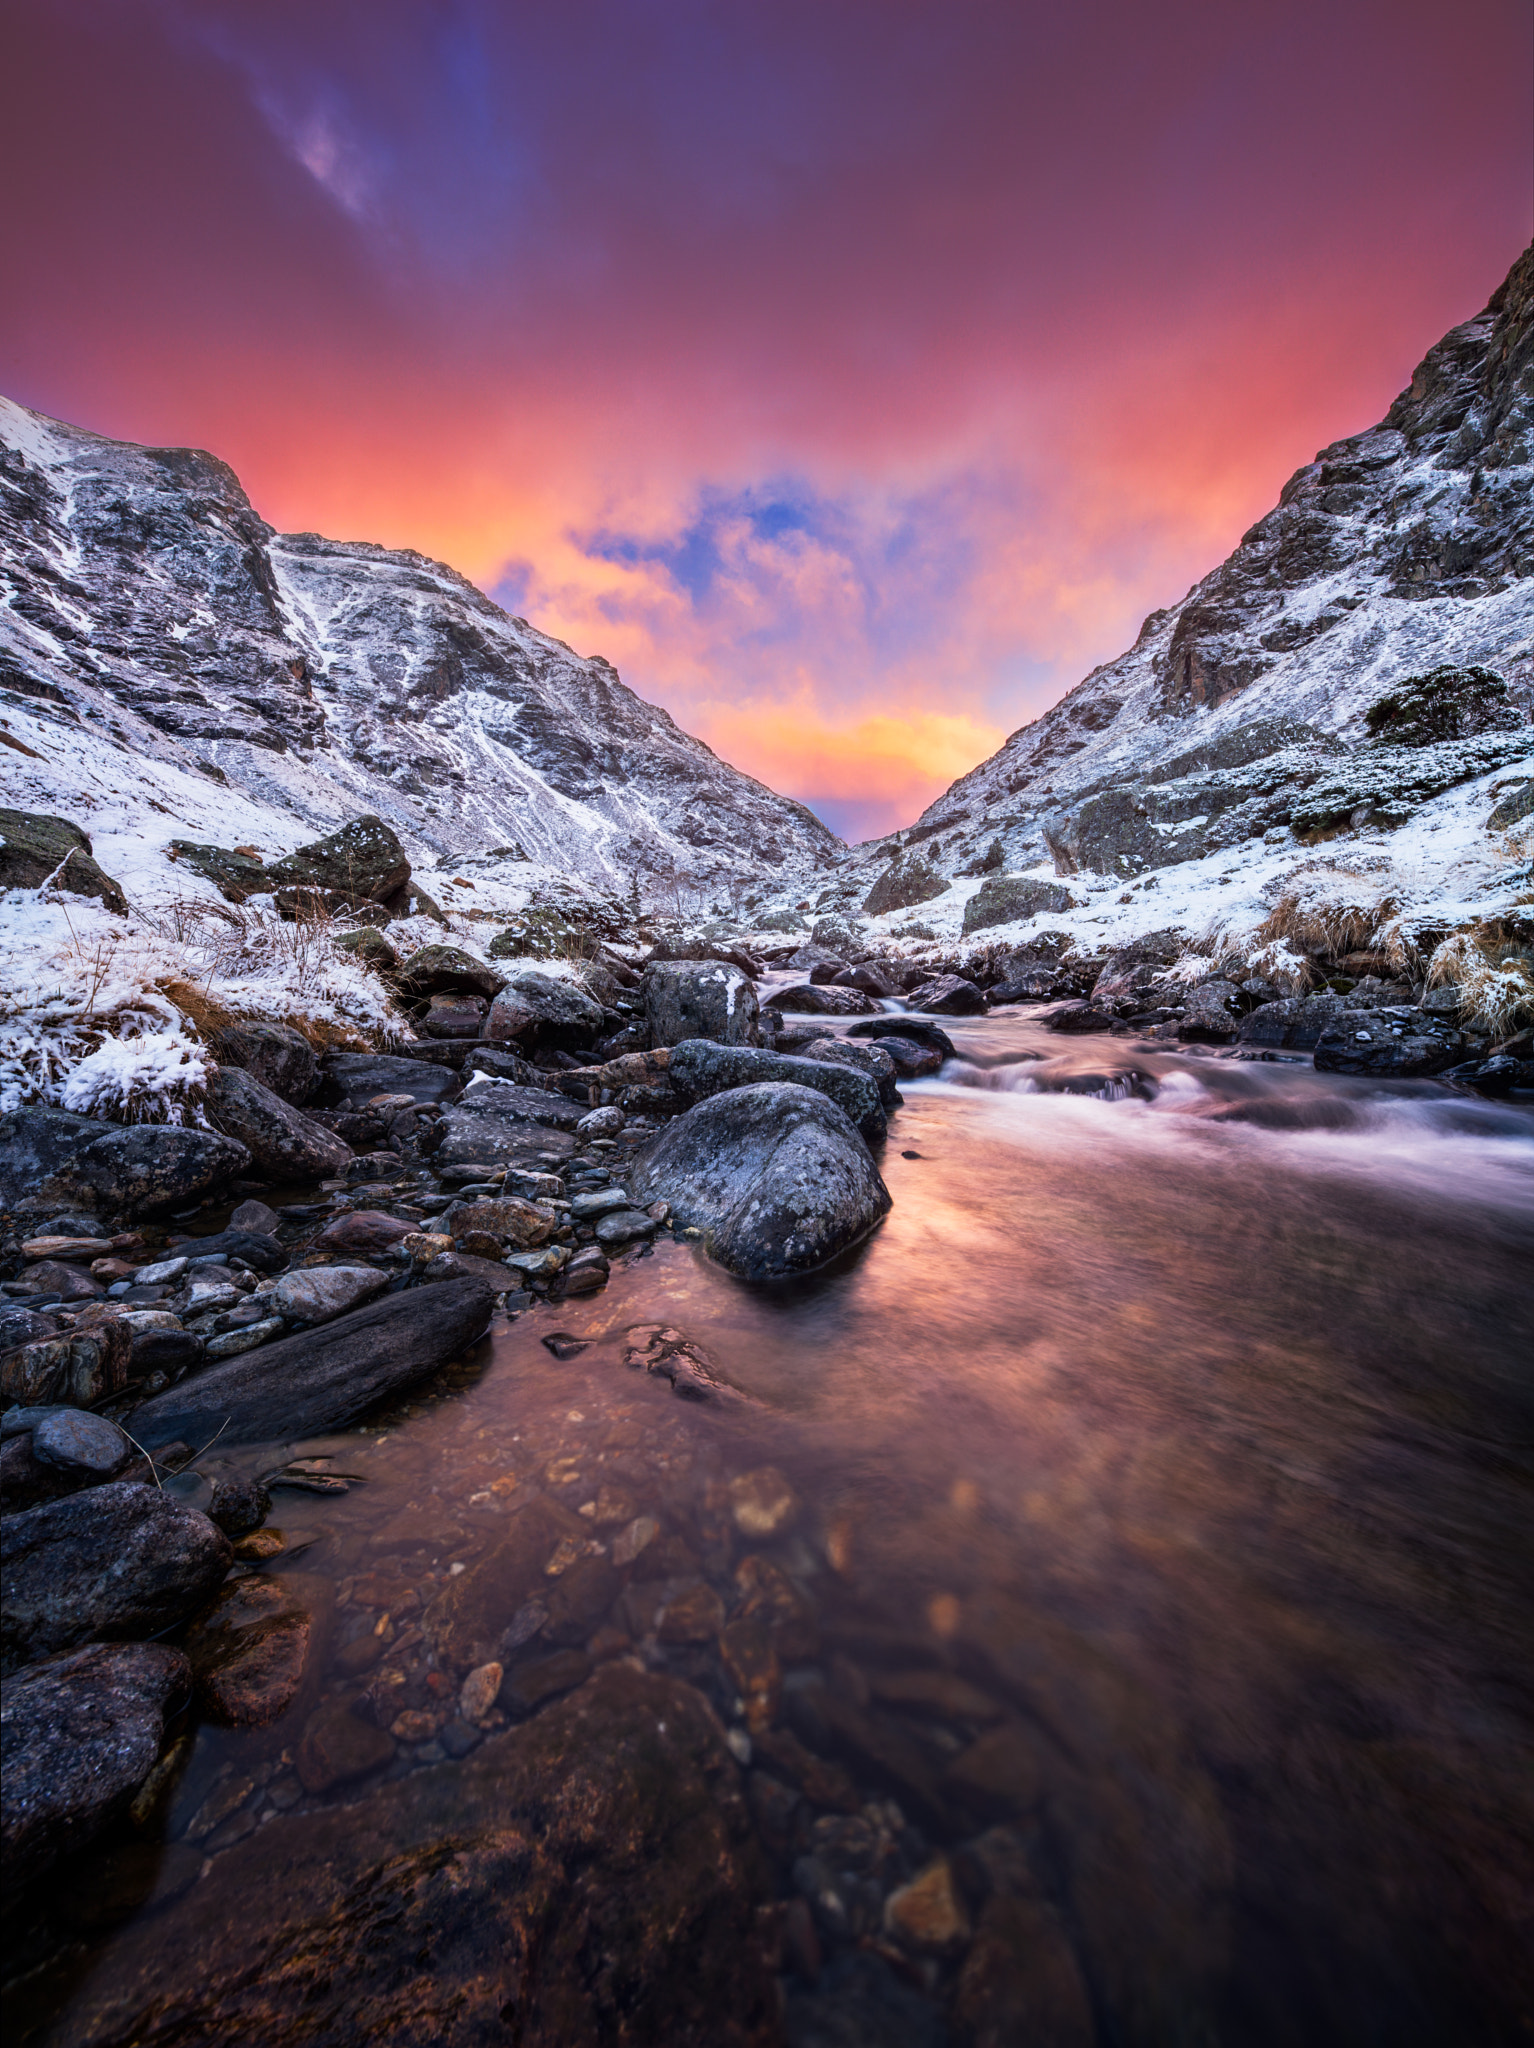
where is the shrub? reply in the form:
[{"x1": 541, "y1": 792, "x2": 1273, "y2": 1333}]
[{"x1": 1363, "y1": 666, "x2": 1519, "y2": 748}]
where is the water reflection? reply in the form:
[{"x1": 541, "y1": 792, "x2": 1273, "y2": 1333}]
[{"x1": 15, "y1": 1015, "x2": 1534, "y2": 2047}]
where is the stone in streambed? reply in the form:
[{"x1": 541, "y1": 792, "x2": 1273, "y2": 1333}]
[
  {"x1": 60, "y1": 1664, "x2": 775, "y2": 2046},
  {"x1": 0, "y1": 1641, "x2": 191, "y2": 1897},
  {"x1": 666, "y1": 1038, "x2": 887, "y2": 1144},
  {"x1": 1, "y1": 1482, "x2": 231, "y2": 1673},
  {"x1": 766, "y1": 982, "x2": 879, "y2": 1017},
  {"x1": 205, "y1": 1066, "x2": 353, "y2": 1180},
  {"x1": 2, "y1": 1316, "x2": 133, "y2": 1406},
  {"x1": 953, "y1": 1891, "x2": 1097, "y2": 2048},
  {"x1": 185, "y1": 1572, "x2": 327, "y2": 1727},
  {"x1": 629, "y1": 1083, "x2": 890, "y2": 1281},
  {"x1": 594, "y1": 1209, "x2": 655, "y2": 1248},
  {"x1": 311, "y1": 1208, "x2": 416, "y2": 1255},
  {"x1": 273, "y1": 1264, "x2": 391, "y2": 1324},
  {"x1": 642, "y1": 959, "x2": 760, "y2": 1048},
  {"x1": 127, "y1": 1276, "x2": 494, "y2": 1447},
  {"x1": 30, "y1": 1408, "x2": 128, "y2": 1475},
  {"x1": 211, "y1": 1020, "x2": 319, "y2": 1105}
]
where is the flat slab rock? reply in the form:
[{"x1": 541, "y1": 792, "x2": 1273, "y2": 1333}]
[
  {"x1": 128, "y1": 1274, "x2": 495, "y2": 1447},
  {"x1": 630, "y1": 1082, "x2": 891, "y2": 1281},
  {"x1": 1, "y1": 1640, "x2": 191, "y2": 1897},
  {"x1": 1, "y1": 1482, "x2": 231, "y2": 1674},
  {"x1": 46, "y1": 1663, "x2": 777, "y2": 2048}
]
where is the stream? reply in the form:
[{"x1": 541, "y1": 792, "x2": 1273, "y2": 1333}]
[{"x1": 10, "y1": 1007, "x2": 1534, "y2": 2046}]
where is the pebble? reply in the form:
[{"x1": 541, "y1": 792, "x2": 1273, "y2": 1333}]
[
  {"x1": 205, "y1": 1318, "x2": 286, "y2": 1359},
  {"x1": 728, "y1": 1466, "x2": 799, "y2": 1536},
  {"x1": 883, "y1": 1857, "x2": 971, "y2": 1953},
  {"x1": 133, "y1": 1257, "x2": 189, "y2": 1286},
  {"x1": 30, "y1": 1409, "x2": 128, "y2": 1475},
  {"x1": 610, "y1": 1515, "x2": 659, "y2": 1567},
  {"x1": 459, "y1": 1660, "x2": 503, "y2": 1723},
  {"x1": 595, "y1": 1209, "x2": 657, "y2": 1248},
  {"x1": 570, "y1": 1186, "x2": 632, "y2": 1219}
]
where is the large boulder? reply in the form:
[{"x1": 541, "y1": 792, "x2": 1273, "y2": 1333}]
[
  {"x1": 485, "y1": 970, "x2": 606, "y2": 1051},
  {"x1": 666, "y1": 1040, "x2": 887, "y2": 1144},
  {"x1": 264, "y1": 814, "x2": 410, "y2": 910},
  {"x1": 394, "y1": 943, "x2": 507, "y2": 1002},
  {"x1": 862, "y1": 852, "x2": 948, "y2": 917},
  {"x1": 436, "y1": 1078, "x2": 583, "y2": 1170},
  {"x1": 43, "y1": 1663, "x2": 775, "y2": 2048},
  {"x1": 1, "y1": 1482, "x2": 231, "y2": 1674},
  {"x1": 1089, "y1": 932, "x2": 1186, "y2": 1017},
  {"x1": 167, "y1": 839, "x2": 267, "y2": 904},
  {"x1": 209, "y1": 1020, "x2": 318, "y2": 1104},
  {"x1": 0, "y1": 1108, "x2": 248, "y2": 1219},
  {"x1": 0, "y1": 807, "x2": 126, "y2": 914},
  {"x1": 1313, "y1": 1011, "x2": 1465, "y2": 1077},
  {"x1": 1, "y1": 1641, "x2": 191, "y2": 1896},
  {"x1": 205, "y1": 1066, "x2": 352, "y2": 1181},
  {"x1": 323, "y1": 1051, "x2": 461, "y2": 1107},
  {"x1": 765, "y1": 983, "x2": 879, "y2": 1017},
  {"x1": 630, "y1": 1083, "x2": 891, "y2": 1281},
  {"x1": 643, "y1": 961, "x2": 760, "y2": 1048},
  {"x1": 127, "y1": 1276, "x2": 495, "y2": 1446},
  {"x1": 907, "y1": 974, "x2": 987, "y2": 1015},
  {"x1": 962, "y1": 875, "x2": 1080, "y2": 933},
  {"x1": 1236, "y1": 994, "x2": 1348, "y2": 1049}
]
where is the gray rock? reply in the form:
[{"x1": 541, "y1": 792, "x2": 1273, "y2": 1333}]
[
  {"x1": 862, "y1": 852, "x2": 949, "y2": 917},
  {"x1": 204, "y1": 1319, "x2": 286, "y2": 1358},
  {"x1": 867, "y1": 1034, "x2": 943, "y2": 1078},
  {"x1": 561, "y1": 1247, "x2": 610, "y2": 1295},
  {"x1": 1, "y1": 1482, "x2": 231, "y2": 1673},
  {"x1": 1089, "y1": 932, "x2": 1186, "y2": 1016},
  {"x1": 437, "y1": 1081, "x2": 583, "y2": 1170},
  {"x1": 575, "y1": 1104, "x2": 625, "y2": 1140},
  {"x1": 1177, "y1": 982, "x2": 1243, "y2": 1042},
  {"x1": 484, "y1": 970, "x2": 605, "y2": 1051},
  {"x1": 31, "y1": 1408, "x2": 129, "y2": 1476},
  {"x1": 961, "y1": 875, "x2": 1080, "y2": 932},
  {"x1": 797, "y1": 1036, "x2": 902, "y2": 1107},
  {"x1": 643, "y1": 960, "x2": 760, "y2": 1048},
  {"x1": 1, "y1": 1641, "x2": 191, "y2": 1895},
  {"x1": 570, "y1": 1185, "x2": 632, "y2": 1219},
  {"x1": 264, "y1": 814, "x2": 411, "y2": 910},
  {"x1": 0, "y1": 1107, "x2": 249, "y2": 1220},
  {"x1": 324, "y1": 1051, "x2": 461, "y2": 1106},
  {"x1": 667, "y1": 1039, "x2": 887, "y2": 1144},
  {"x1": 272, "y1": 1265, "x2": 391, "y2": 1324},
  {"x1": 395, "y1": 944, "x2": 507, "y2": 1002},
  {"x1": 205, "y1": 1067, "x2": 353, "y2": 1181},
  {"x1": 421, "y1": 993, "x2": 488, "y2": 1037},
  {"x1": 211, "y1": 1021, "x2": 319, "y2": 1104},
  {"x1": 229, "y1": 1198, "x2": 283, "y2": 1235},
  {"x1": 1235, "y1": 994, "x2": 1349, "y2": 1049},
  {"x1": 630, "y1": 1083, "x2": 891, "y2": 1281},
  {"x1": 0, "y1": 807, "x2": 127, "y2": 914},
  {"x1": 1313, "y1": 1012, "x2": 1465, "y2": 1077},
  {"x1": 128, "y1": 1276, "x2": 495, "y2": 1447},
  {"x1": 167, "y1": 838, "x2": 268, "y2": 902},
  {"x1": 594, "y1": 1209, "x2": 657, "y2": 1248},
  {"x1": 766, "y1": 983, "x2": 880, "y2": 1017},
  {"x1": 132, "y1": 1255, "x2": 190, "y2": 1285},
  {"x1": 907, "y1": 974, "x2": 987, "y2": 1015}
]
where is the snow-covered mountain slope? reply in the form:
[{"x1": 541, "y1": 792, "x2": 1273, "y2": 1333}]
[
  {"x1": 835, "y1": 243, "x2": 1533, "y2": 931},
  {"x1": 0, "y1": 399, "x2": 842, "y2": 910}
]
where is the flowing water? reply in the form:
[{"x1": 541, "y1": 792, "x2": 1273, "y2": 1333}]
[{"x1": 11, "y1": 1010, "x2": 1534, "y2": 2046}]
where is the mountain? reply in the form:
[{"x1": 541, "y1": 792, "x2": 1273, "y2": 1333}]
[
  {"x1": 0, "y1": 399, "x2": 842, "y2": 909},
  {"x1": 835, "y1": 244, "x2": 1533, "y2": 930}
]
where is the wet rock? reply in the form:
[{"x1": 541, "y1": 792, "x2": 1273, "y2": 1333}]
[
  {"x1": 869, "y1": 1034, "x2": 943, "y2": 1078},
  {"x1": 425, "y1": 1495, "x2": 587, "y2": 1672},
  {"x1": 1178, "y1": 981, "x2": 1243, "y2": 1042},
  {"x1": 295, "y1": 1698, "x2": 396, "y2": 1793},
  {"x1": 206, "y1": 1066, "x2": 352, "y2": 1180},
  {"x1": 644, "y1": 960, "x2": 760, "y2": 1048},
  {"x1": 1314, "y1": 1011, "x2": 1465, "y2": 1076},
  {"x1": 884, "y1": 1856, "x2": 971, "y2": 1953},
  {"x1": 1044, "y1": 1001, "x2": 1116, "y2": 1034},
  {"x1": 962, "y1": 875, "x2": 1080, "y2": 932},
  {"x1": 437, "y1": 1080, "x2": 583, "y2": 1170},
  {"x1": 211, "y1": 1020, "x2": 319, "y2": 1104},
  {"x1": 572, "y1": 1184, "x2": 630, "y2": 1219},
  {"x1": 207, "y1": 1475, "x2": 271, "y2": 1535},
  {"x1": 630, "y1": 1084, "x2": 891, "y2": 1281},
  {"x1": 595, "y1": 1208, "x2": 657, "y2": 1248},
  {"x1": 484, "y1": 969, "x2": 605, "y2": 1050},
  {"x1": 173, "y1": 1226, "x2": 288, "y2": 1272},
  {"x1": 729, "y1": 1466, "x2": 798, "y2": 1536},
  {"x1": 848, "y1": 1015, "x2": 956, "y2": 1058},
  {"x1": 734, "y1": 1555, "x2": 819, "y2": 1660},
  {"x1": 720, "y1": 1617, "x2": 781, "y2": 1731},
  {"x1": 943, "y1": 1722, "x2": 1045, "y2": 1815},
  {"x1": 1, "y1": 1315, "x2": 133, "y2": 1406},
  {"x1": 128, "y1": 1326, "x2": 204, "y2": 1381},
  {"x1": 659, "y1": 1580, "x2": 727, "y2": 1643},
  {"x1": 1, "y1": 1641, "x2": 191, "y2": 1896},
  {"x1": 65, "y1": 1664, "x2": 775, "y2": 2047},
  {"x1": 395, "y1": 943, "x2": 507, "y2": 1003},
  {"x1": 312, "y1": 1208, "x2": 416, "y2": 1255},
  {"x1": 0, "y1": 1431, "x2": 90, "y2": 1514},
  {"x1": 460, "y1": 1660, "x2": 503, "y2": 1723},
  {"x1": 868, "y1": 1670, "x2": 1004, "y2": 1723},
  {"x1": 0, "y1": 1107, "x2": 249, "y2": 1219},
  {"x1": 265, "y1": 814, "x2": 410, "y2": 909},
  {"x1": 16, "y1": 1257, "x2": 104, "y2": 1300},
  {"x1": 611, "y1": 1514, "x2": 658, "y2": 1566},
  {"x1": 784, "y1": 1950, "x2": 946, "y2": 2048},
  {"x1": 833, "y1": 961, "x2": 900, "y2": 997},
  {"x1": 31, "y1": 1408, "x2": 128, "y2": 1475},
  {"x1": 952, "y1": 1893, "x2": 1096, "y2": 2048},
  {"x1": 767, "y1": 983, "x2": 880, "y2": 1016},
  {"x1": 272, "y1": 1263, "x2": 391, "y2": 1324},
  {"x1": 443, "y1": 1193, "x2": 555, "y2": 1248},
  {"x1": 323, "y1": 1050, "x2": 461, "y2": 1106},
  {"x1": 128, "y1": 1275, "x2": 494, "y2": 1447},
  {"x1": 185, "y1": 1572, "x2": 325, "y2": 1726},
  {"x1": 501, "y1": 1647, "x2": 594, "y2": 1712},
  {"x1": 754, "y1": 1727, "x2": 861, "y2": 1813},
  {"x1": 1, "y1": 1481, "x2": 231, "y2": 1673},
  {"x1": 577, "y1": 1104, "x2": 626, "y2": 1139},
  {"x1": 799, "y1": 1036, "x2": 902, "y2": 1108},
  {"x1": 667, "y1": 1039, "x2": 887, "y2": 1144},
  {"x1": 907, "y1": 973, "x2": 987, "y2": 1015},
  {"x1": 229, "y1": 1197, "x2": 283, "y2": 1234}
]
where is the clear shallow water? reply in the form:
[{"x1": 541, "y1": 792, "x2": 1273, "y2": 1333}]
[{"x1": 12, "y1": 1012, "x2": 1534, "y2": 2046}]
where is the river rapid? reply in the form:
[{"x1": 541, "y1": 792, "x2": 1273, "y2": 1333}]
[{"x1": 11, "y1": 1006, "x2": 1534, "y2": 2047}]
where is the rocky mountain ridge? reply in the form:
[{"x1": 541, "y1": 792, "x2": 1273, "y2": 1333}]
[
  {"x1": 836, "y1": 243, "x2": 1534, "y2": 916},
  {"x1": 0, "y1": 399, "x2": 841, "y2": 908}
]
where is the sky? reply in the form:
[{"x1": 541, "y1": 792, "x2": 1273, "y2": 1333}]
[{"x1": 3, "y1": 2, "x2": 1530, "y2": 842}]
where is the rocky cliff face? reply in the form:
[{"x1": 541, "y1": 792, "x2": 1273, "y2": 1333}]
[
  {"x1": 0, "y1": 402, "x2": 841, "y2": 902},
  {"x1": 841, "y1": 244, "x2": 1533, "y2": 905}
]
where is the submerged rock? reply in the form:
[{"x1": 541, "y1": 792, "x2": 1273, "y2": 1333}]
[
  {"x1": 52, "y1": 1664, "x2": 775, "y2": 2048},
  {"x1": 1, "y1": 1641, "x2": 191, "y2": 1896},
  {"x1": 1, "y1": 1482, "x2": 231, "y2": 1673},
  {"x1": 185, "y1": 1572, "x2": 326, "y2": 1726},
  {"x1": 127, "y1": 1275, "x2": 494, "y2": 1446},
  {"x1": 630, "y1": 1083, "x2": 891, "y2": 1280}
]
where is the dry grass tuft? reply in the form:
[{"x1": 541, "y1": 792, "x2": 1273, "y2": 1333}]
[
  {"x1": 1255, "y1": 886, "x2": 1401, "y2": 962},
  {"x1": 155, "y1": 977, "x2": 242, "y2": 1041},
  {"x1": 1426, "y1": 927, "x2": 1534, "y2": 1036}
]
